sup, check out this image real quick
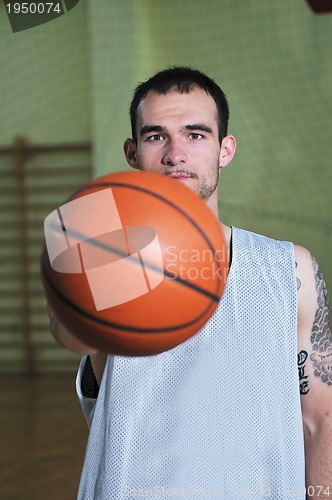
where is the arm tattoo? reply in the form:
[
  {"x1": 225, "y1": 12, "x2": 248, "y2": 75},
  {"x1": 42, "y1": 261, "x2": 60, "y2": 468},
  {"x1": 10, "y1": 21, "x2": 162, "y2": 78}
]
[{"x1": 309, "y1": 256, "x2": 332, "y2": 386}]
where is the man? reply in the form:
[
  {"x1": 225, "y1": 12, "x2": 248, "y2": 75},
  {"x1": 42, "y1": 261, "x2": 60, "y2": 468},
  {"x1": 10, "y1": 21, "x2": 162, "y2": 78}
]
[{"x1": 49, "y1": 67, "x2": 332, "y2": 498}]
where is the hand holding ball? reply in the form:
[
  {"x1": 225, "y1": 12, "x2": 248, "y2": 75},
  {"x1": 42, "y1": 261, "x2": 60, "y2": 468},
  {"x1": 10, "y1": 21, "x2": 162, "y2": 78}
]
[{"x1": 41, "y1": 170, "x2": 228, "y2": 356}]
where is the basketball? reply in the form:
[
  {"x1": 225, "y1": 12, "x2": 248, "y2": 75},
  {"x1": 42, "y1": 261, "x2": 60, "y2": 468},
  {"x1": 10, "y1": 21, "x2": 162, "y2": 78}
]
[{"x1": 41, "y1": 170, "x2": 228, "y2": 356}]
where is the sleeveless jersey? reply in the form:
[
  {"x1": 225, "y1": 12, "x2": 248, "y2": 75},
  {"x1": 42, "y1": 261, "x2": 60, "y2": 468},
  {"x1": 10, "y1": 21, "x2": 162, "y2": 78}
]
[{"x1": 76, "y1": 227, "x2": 305, "y2": 499}]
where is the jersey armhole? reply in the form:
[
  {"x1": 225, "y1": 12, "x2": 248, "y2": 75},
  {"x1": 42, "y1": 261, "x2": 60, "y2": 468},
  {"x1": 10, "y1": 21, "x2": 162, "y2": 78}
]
[{"x1": 81, "y1": 355, "x2": 99, "y2": 399}]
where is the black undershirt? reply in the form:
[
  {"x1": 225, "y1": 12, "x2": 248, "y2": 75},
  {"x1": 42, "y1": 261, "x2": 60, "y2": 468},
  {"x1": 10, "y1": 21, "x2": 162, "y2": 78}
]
[{"x1": 81, "y1": 355, "x2": 99, "y2": 398}]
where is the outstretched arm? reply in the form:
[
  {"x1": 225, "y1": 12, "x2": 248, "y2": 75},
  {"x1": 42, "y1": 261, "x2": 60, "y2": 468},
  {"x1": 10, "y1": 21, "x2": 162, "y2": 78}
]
[
  {"x1": 47, "y1": 303, "x2": 107, "y2": 386},
  {"x1": 296, "y1": 245, "x2": 332, "y2": 498}
]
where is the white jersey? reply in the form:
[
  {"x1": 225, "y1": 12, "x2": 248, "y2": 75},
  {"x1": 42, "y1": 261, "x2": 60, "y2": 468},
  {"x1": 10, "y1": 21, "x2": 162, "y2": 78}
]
[{"x1": 76, "y1": 227, "x2": 305, "y2": 499}]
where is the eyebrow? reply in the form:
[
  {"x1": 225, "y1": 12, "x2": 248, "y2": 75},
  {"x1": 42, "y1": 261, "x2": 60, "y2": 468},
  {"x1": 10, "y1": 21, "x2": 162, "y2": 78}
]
[
  {"x1": 139, "y1": 124, "x2": 213, "y2": 137},
  {"x1": 184, "y1": 124, "x2": 213, "y2": 134},
  {"x1": 140, "y1": 125, "x2": 164, "y2": 136}
]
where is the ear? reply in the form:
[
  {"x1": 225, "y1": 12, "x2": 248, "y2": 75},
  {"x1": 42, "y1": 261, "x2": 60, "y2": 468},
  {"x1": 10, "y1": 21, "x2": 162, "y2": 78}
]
[
  {"x1": 219, "y1": 134, "x2": 236, "y2": 170},
  {"x1": 123, "y1": 138, "x2": 140, "y2": 170}
]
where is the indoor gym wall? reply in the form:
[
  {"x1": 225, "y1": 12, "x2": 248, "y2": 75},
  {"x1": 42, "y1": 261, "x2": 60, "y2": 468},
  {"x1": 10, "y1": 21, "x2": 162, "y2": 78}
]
[
  {"x1": 0, "y1": 0, "x2": 331, "y2": 372},
  {"x1": 89, "y1": 0, "x2": 332, "y2": 291}
]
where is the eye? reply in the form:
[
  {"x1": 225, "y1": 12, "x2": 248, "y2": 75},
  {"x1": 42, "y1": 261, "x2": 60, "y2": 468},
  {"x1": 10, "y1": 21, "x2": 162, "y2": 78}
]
[
  {"x1": 147, "y1": 134, "x2": 164, "y2": 142},
  {"x1": 189, "y1": 133, "x2": 204, "y2": 140}
]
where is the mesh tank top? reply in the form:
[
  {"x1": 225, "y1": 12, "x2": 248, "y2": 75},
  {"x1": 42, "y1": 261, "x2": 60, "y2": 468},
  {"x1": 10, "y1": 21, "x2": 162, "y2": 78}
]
[{"x1": 76, "y1": 227, "x2": 305, "y2": 499}]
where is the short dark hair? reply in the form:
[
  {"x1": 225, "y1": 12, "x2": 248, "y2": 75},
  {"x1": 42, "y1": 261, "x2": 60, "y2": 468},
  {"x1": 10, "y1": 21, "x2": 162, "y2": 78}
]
[{"x1": 129, "y1": 66, "x2": 230, "y2": 144}]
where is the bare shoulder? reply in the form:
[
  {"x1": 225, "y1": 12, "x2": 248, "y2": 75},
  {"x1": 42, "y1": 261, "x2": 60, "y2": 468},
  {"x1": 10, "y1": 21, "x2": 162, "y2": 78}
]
[
  {"x1": 294, "y1": 245, "x2": 317, "y2": 322},
  {"x1": 294, "y1": 244, "x2": 316, "y2": 286},
  {"x1": 294, "y1": 244, "x2": 329, "y2": 341}
]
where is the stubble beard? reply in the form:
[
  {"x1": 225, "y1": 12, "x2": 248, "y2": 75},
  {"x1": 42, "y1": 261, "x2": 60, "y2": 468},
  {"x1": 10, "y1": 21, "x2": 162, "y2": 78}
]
[{"x1": 195, "y1": 167, "x2": 220, "y2": 201}]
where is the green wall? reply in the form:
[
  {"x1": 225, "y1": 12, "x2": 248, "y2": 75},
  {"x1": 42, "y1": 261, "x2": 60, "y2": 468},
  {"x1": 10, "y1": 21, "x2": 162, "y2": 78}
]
[
  {"x1": 0, "y1": 1, "x2": 331, "y2": 371},
  {"x1": 0, "y1": 1, "x2": 91, "y2": 144},
  {"x1": 89, "y1": 0, "x2": 332, "y2": 287}
]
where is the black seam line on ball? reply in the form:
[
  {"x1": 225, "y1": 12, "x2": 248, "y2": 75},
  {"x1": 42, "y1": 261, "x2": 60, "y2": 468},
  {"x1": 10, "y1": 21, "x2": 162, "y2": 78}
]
[
  {"x1": 47, "y1": 223, "x2": 221, "y2": 302},
  {"x1": 69, "y1": 180, "x2": 221, "y2": 260},
  {"x1": 41, "y1": 257, "x2": 217, "y2": 334}
]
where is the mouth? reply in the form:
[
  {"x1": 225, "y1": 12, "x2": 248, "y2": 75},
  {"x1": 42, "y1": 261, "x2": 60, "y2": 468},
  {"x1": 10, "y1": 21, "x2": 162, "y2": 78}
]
[{"x1": 165, "y1": 170, "x2": 196, "y2": 181}]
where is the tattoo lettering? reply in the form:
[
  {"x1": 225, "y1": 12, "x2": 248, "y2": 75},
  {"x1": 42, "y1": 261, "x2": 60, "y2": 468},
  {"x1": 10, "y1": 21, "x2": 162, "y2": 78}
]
[
  {"x1": 309, "y1": 256, "x2": 332, "y2": 386},
  {"x1": 297, "y1": 350, "x2": 310, "y2": 395}
]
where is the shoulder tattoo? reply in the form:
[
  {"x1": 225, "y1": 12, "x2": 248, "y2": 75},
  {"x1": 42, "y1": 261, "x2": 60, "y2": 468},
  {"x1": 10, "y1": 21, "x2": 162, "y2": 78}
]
[{"x1": 309, "y1": 255, "x2": 332, "y2": 386}]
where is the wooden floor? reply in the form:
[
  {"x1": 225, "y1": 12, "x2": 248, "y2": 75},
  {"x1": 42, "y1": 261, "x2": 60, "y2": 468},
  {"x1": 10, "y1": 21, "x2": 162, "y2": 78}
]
[{"x1": 0, "y1": 374, "x2": 88, "y2": 500}]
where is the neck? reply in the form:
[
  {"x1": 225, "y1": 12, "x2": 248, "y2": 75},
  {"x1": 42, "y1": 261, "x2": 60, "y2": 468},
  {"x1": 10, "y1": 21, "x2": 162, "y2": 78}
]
[
  {"x1": 206, "y1": 194, "x2": 232, "y2": 255},
  {"x1": 220, "y1": 222, "x2": 232, "y2": 249}
]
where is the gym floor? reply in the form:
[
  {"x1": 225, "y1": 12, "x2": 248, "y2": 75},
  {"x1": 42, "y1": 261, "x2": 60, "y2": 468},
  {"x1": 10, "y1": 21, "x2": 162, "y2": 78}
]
[{"x1": 1, "y1": 374, "x2": 88, "y2": 500}]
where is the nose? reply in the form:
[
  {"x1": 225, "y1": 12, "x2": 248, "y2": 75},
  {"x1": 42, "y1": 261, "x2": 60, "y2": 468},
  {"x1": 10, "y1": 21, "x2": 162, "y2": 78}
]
[{"x1": 161, "y1": 139, "x2": 187, "y2": 166}]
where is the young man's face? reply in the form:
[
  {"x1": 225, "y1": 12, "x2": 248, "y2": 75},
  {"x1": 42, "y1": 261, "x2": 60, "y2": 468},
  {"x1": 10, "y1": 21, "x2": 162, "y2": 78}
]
[{"x1": 124, "y1": 88, "x2": 234, "y2": 212}]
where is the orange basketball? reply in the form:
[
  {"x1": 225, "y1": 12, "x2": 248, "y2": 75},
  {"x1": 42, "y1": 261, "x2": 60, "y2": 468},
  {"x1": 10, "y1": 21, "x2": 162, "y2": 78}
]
[{"x1": 41, "y1": 170, "x2": 228, "y2": 356}]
